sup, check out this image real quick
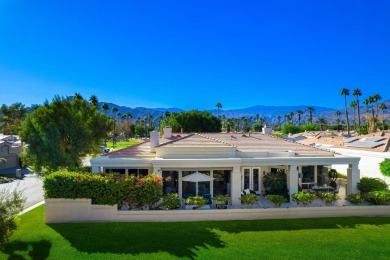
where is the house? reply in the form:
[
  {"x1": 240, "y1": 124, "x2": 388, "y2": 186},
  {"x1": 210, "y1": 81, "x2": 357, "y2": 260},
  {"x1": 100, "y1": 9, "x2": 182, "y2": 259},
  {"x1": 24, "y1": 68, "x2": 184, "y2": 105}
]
[
  {"x1": 0, "y1": 135, "x2": 22, "y2": 170},
  {"x1": 90, "y1": 126, "x2": 360, "y2": 206}
]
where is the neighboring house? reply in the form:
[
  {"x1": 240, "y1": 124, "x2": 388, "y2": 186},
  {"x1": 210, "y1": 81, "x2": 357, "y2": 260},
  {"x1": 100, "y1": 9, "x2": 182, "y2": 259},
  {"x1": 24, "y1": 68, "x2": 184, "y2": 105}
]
[
  {"x1": 91, "y1": 126, "x2": 360, "y2": 206},
  {"x1": 0, "y1": 136, "x2": 22, "y2": 170}
]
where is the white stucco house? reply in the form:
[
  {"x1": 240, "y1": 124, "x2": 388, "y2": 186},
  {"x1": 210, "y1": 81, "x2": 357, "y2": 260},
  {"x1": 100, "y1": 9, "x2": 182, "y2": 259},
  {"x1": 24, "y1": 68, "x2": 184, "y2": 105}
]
[{"x1": 90, "y1": 126, "x2": 360, "y2": 206}]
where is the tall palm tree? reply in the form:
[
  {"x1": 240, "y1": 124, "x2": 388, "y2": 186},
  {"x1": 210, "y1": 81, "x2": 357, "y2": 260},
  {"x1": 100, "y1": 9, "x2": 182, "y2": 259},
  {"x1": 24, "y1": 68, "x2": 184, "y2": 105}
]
[
  {"x1": 340, "y1": 88, "x2": 350, "y2": 136},
  {"x1": 102, "y1": 102, "x2": 109, "y2": 115},
  {"x1": 307, "y1": 106, "x2": 315, "y2": 124},
  {"x1": 276, "y1": 115, "x2": 281, "y2": 127},
  {"x1": 289, "y1": 112, "x2": 294, "y2": 125},
  {"x1": 349, "y1": 101, "x2": 357, "y2": 131},
  {"x1": 316, "y1": 117, "x2": 328, "y2": 131},
  {"x1": 89, "y1": 95, "x2": 99, "y2": 107},
  {"x1": 363, "y1": 98, "x2": 370, "y2": 131},
  {"x1": 334, "y1": 110, "x2": 341, "y2": 131},
  {"x1": 216, "y1": 102, "x2": 222, "y2": 118},
  {"x1": 353, "y1": 88, "x2": 362, "y2": 127},
  {"x1": 296, "y1": 110, "x2": 303, "y2": 125},
  {"x1": 373, "y1": 94, "x2": 382, "y2": 118},
  {"x1": 255, "y1": 113, "x2": 260, "y2": 122},
  {"x1": 379, "y1": 103, "x2": 388, "y2": 131},
  {"x1": 111, "y1": 107, "x2": 119, "y2": 146}
]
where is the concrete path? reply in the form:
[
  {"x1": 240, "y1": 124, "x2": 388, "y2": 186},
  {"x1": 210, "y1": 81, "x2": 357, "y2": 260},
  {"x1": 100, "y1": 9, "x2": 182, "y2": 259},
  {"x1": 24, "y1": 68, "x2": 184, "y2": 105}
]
[{"x1": 1, "y1": 174, "x2": 44, "y2": 210}]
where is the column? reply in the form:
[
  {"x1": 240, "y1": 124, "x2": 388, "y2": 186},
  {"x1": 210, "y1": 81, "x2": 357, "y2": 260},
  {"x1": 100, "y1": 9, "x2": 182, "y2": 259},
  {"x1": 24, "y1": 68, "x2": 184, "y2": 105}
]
[
  {"x1": 289, "y1": 165, "x2": 299, "y2": 201},
  {"x1": 231, "y1": 166, "x2": 242, "y2": 206},
  {"x1": 347, "y1": 163, "x2": 360, "y2": 194},
  {"x1": 314, "y1": 166, "x2": 318, "y2": 183}
]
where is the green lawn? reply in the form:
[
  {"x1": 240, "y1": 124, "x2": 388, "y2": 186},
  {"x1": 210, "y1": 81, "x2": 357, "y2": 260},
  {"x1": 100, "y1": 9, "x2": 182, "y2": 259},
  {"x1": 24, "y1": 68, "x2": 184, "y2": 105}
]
[
  {"x1": 106, "y1": 139, "x2": 143, "y2": 150},
  {"x1": 2, "y1": 206, "x2": 390, "y2": 259}
]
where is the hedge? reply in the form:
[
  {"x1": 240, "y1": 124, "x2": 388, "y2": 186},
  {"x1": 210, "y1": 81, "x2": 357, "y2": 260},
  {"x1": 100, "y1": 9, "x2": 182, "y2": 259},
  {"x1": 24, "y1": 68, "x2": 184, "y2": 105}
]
[{"x1": 43, "y1": 171, "x2": 162, "y2": 208}]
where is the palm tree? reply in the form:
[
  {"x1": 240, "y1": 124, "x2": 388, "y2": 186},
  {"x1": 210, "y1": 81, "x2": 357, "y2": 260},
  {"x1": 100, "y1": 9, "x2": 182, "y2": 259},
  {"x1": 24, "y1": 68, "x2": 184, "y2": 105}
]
[
  {"x1": 216, "y1": 102, "x2": 222, "y2": 118},
  {"x1": 349, "y1": 100, "x2": 357, "y2": 131},
  {"x1": 111, "y1": 107, "x2": 119, "y2": 146},
  {"x1": 373, "y1": 94, "x2": 382, "y2": 118},
  {"x1": 334, "y1": 110, "x2": 341, "y2": 131},
  {"x1": 363, "y1": 98, "x2": 370, "y2": 131},
  {"x1": 296, "y1": 110, "x2": 303, "y2": 125},
  {"x1": 289, "y1": 112, "x2": 294, "y2": 125},
  {"x1": 316, "y1": 117, "x2": 328, "y2": 131},
  {"x1": 353, "y1": 88, "x2": 362, "y2": 127},
  {"x1": 255, "y1": 114, "x2": 260, "y2": 122},
  {"x1": 307, "y1": 106, "x2": 315, "y2": 124},
  {"x1": 276, "y1": 115, "x2": 281, "y2": 127},
  {"x1": 89, "y1": 95, "x2": 99, "y2": 107},
  {"x1": 74, "y1": 93, "x2": 83, "y2": 100},
  {"x1": 340, "y1": 88, "x2": 350, "y2": 136},
  {"x1": 379, "y1": 103, "x2": 388, "y2": 131}
]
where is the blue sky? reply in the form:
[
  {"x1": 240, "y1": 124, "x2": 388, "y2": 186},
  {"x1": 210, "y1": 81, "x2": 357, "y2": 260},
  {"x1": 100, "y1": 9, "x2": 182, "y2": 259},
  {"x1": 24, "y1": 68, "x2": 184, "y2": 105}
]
[{"x1": 0, "y1": 0, "x2": 389, "y2": 110}]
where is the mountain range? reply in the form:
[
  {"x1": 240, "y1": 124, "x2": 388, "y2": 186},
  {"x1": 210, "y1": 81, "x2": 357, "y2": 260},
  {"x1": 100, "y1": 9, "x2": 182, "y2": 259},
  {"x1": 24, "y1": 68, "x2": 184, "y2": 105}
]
[{"x1": 99, "y1": 101, "x2": 390, "y2": 124}]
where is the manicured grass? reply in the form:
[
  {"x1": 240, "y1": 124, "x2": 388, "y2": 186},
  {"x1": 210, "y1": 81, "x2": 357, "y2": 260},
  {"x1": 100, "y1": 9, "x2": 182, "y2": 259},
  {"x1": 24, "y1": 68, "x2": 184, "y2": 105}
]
[
  {"x1": 106, "y1": 140, "x2": 143, "y2": 150},
  {"x1": 2, "y1": 206, "x2": 390, "y2": 259}
]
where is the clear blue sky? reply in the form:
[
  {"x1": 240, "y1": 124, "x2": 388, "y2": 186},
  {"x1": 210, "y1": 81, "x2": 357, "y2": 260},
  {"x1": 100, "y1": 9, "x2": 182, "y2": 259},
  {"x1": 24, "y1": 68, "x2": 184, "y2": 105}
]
[{"x1": 0, "y1": 0, "x2": 389, "y2": 110}]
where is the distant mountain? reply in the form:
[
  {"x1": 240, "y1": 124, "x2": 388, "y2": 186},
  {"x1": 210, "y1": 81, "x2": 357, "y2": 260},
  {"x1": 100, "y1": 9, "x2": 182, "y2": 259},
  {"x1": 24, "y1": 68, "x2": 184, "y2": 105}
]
[{"x1": 97, "y1": 100, "x2": 390, "y2": 125}]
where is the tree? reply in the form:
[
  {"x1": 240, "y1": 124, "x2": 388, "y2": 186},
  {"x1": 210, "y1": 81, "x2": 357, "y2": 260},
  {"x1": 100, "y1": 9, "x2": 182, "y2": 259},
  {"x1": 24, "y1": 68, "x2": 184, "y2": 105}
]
[
  {"x1": 160, "y1": 110, "x2": 221, "y2": 133},
  {"x1": 349, "y1": 100, "x2": 357, "y2": 130},
  {"x1": 215, "y1": 102, "x2": 222, "y2": 118},
  {"x1": 276, "y1": 115, "x2": 281, "y2": 127},
  {"x1": 307, "y1": 107, "x2": 315, "y2": 124},
  {"x1": 289, "y1": 112, "x2": 294, "y2": 125},
  {"x1": 379, "y1": 160, "x2": 390, "y2": 177},
  {"x1": 316, "y1": 117, "x2": 328, "y2": 131},
  {"x1": 101, "y1": 102, "x2": 109, "y2": 115},
  {"x1": 0, "y1": 185, "x2": 26, "y2": 245},
  {"x1": 373, "y1": 94, "x2": 382, "y2": 118},
  {"x1": 340, "y1": 88, "x2": 350, "y2": 136},
  {"x1": 296, "y1": 110, "x2": 303, "y2": 125},
  {"x1": 20, "y1": 96, "x2": 111, "y2": 175},
  {"x1": 89, "y1": 95, "x2": 99, "y2": 108},
  {"x1": 334, "y1": 110, "x2": 341, "y2": 131},
  {"x1": 379, "y1": 103, "x2": 388, "y2": 131},
  {"x1": 111, "y1": 107, "x2": 119, "y2": 146},
  {"x1": 353, "y1": 88, "x2": 362, "y2": 127},
  {"x1": 0, "y1": 103, "x2": 29, "y2": 135}
]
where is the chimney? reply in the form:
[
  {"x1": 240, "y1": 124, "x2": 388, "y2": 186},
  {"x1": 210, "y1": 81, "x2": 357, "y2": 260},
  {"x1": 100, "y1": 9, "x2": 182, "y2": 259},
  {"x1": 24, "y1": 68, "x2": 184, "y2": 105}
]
[
  {"x1": 150, "y1": 131, "x2": 160, "y2": 152},
  {"x1": 163, "y1": 126, "x2": 172, "y2": 139}
]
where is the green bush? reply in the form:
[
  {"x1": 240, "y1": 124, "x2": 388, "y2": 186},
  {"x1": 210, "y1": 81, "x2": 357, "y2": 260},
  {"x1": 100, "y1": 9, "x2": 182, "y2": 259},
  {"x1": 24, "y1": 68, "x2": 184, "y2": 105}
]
[
  {"x1": 239, "y1": 194, "x2": 258, "y2": 207},
  {"x1": 266, "y1": 194, "x2": 287, "y2": 207},
  {"x1": 346, "y1": 193, "x2": 364, "y2": 205},
  {"x1": 357, "y1": 177, "x2": 388, "y2": 194},
  {"x1": 43, "y1": 171, "x2": 162, "y2": 208},
  {"x1": 162, "y1": 193, "x2": 181, "y2": 209},
  {"x1": 379, "y1": 160, "x2": 390, "y2": 178},
  {"x1": 368, "y1": 190, "x2": 390, "y2": 205},
  {"x1": 263, "y1": 171, "x2": 287, "y2": 195},
  {"x1": 318, "y1": 192, "x2": 339, "y2": 206},
  {"x1": 292, "y1": 192, "x2": 316, "y2": 207},
  {"x1": 0, "y1": 186, "x2": 26, "y2": 246},
  {"x1": 185, "y1": 196, "x2": 208, "y2": 209},
  {"x1": 213, "y1": 194, "x2": 230, "y2": 209}
]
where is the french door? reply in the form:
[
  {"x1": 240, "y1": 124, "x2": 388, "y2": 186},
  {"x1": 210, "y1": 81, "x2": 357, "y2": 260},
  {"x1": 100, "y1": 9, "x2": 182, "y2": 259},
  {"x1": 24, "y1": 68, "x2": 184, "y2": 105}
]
[{"x1": 242, "y1": 167, "x2": 261, "y2": 194}]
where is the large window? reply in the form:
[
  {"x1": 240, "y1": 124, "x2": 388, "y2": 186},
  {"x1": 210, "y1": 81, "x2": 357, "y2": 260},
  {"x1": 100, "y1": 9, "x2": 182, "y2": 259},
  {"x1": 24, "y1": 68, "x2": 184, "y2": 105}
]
[
  {"x1": 182, "y1": 171, "x2": 210, "y2": 198},
  {"x1": 213, "y1": 170, "x2": 231, "y2": 196},
  {"x1": 162, "y1": 171, "x2": 178, "y2": 195}
]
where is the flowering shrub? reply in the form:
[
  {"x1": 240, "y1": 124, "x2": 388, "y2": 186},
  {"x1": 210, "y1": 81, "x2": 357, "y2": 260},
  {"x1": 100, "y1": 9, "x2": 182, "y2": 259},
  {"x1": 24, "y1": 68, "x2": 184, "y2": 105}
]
[{"x1": 43, "y1": 171, "x2": 162, "y2": 208}]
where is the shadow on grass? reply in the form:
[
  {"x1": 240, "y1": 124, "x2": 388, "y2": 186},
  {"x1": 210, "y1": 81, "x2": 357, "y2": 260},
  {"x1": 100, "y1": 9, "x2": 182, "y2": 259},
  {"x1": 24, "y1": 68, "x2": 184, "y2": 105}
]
[
  {"x1": 49, "y1": 222, "x2": 226, "y2": 259},
  {"x1": 47, "y1": 216, "x2": 390, "y2": 258},
  {"x1": 1, "y1": 240, "x2": 51, "y2": 260}
]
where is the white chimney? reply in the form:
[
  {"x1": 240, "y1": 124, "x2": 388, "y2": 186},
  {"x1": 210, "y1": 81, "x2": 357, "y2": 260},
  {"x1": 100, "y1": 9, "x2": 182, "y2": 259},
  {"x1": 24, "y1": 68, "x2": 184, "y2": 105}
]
[
  {"x1": 150, "y1": 131, "x2": 160, "y2": 152},
  {"x1": 163, "y1": 126, "x2": 172, "y2": 139}
]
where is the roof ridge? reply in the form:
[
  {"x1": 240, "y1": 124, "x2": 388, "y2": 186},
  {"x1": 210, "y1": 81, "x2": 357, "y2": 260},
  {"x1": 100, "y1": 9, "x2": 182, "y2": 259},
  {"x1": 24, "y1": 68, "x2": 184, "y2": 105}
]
[
  {"x1": 155, "y1": 133, "x2": 195, "y2": 148},
  {"x1": 195, "y1": 133, "x2": 237, "y2": 147}
]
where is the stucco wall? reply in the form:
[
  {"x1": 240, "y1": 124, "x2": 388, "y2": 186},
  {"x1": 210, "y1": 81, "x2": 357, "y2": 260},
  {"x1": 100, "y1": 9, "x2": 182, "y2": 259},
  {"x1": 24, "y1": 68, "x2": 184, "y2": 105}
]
[{"x1": 45, "y1": 199, "x2": 390, "y2": 223}]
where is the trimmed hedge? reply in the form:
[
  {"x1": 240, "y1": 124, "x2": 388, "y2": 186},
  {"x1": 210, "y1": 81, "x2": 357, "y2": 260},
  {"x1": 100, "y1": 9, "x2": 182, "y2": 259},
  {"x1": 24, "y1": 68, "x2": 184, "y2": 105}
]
[{"x1": 43, "y1": 171, "x2": 162, "y2": 208}]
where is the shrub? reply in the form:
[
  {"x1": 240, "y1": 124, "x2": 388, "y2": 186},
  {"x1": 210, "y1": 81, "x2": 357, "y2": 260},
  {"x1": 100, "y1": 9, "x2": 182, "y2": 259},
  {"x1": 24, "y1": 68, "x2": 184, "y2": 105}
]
[
  {"x1": 368, "y1": 190, "x2": 390, "y2": 205},
  {"x1": 162, "y1": 193, "x2": 181, "y2": 209},
  {"x1": 346, "y1": 193, "x2": 364, "y2": 205},
  {"x1": 43, "y1": 171, "x2": 162, "y2": 208},
  {"x1": 239, "y1": 194, "x2": 258, "y2": 207},
  {"x1": 213, "y1": 194, "x2": 230, "y2": 209},
  {"x1": 379, "y1": 160, "x2": 390, "y2": 178},
  {"x1": 185, "y1": 196, "x2": 208, "y2": 209},
  {"x1": 292, "y1": 192, "x2": 316, "y2": 207},
  {"x1": 318, "y1": 192, "x2": 339, "y2": 206},
  {"x1": 266, "y1": 194, "x2": 287, "y2": 207},
  {"x1": 263, "y1": 171, "x2": 287, "y2": 195},
  {"x1": 0, "y1": 185, "x2": 26, "y2": 246},
  {"x1": 357, "y1": 177, "x2": 388, "y2": 194}
]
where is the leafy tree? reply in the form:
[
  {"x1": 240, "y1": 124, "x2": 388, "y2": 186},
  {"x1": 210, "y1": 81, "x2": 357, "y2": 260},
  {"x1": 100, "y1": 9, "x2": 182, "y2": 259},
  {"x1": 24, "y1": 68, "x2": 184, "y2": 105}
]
[
  {"x1": 340, "y1": 88, "x2": 350, "y2": 136},
  {"x1": 0, "y1": 185, "x2": 26, "y2": 245},
  {"x1": 0, "y1": 103, "x2": 29, "y2": 134},
  {"x1": 19, "y1": 95, "x2": 111, "y2": 175},
  {"x1": 160, "y1": 110, "x2": 221, "y2": 133}
]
